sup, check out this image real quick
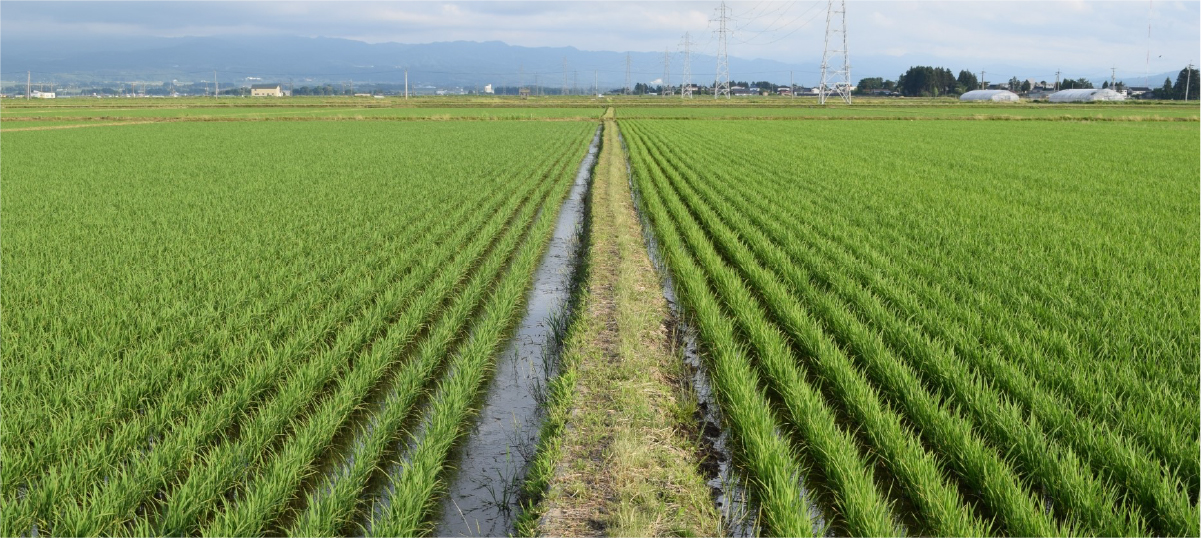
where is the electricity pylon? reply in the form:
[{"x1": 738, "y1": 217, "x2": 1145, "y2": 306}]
[
  {"x1": 713, "y1": 2, "x2": 730, "y2": 99},
  {"x1": 680, "y1": 32, "x2": 693, "y2": 99},
  {"x1": 625, "y1": 53, "x2": 632, "y2": 95},
  {"x1": 818, "y1": 0, "x2": 851, "y2": 104},
  {"x1": 662, "y1": 47, "x2": 672, "y2": 96}
]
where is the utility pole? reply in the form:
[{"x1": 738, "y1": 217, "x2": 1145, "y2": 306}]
[
  {"x1": 662, "y1": 47, "x2": 672, "y2": 96},
  {"x1": 573, "y1": 70, "x2": 579, "y2": 96},
  {"x1": 818, "y1": 0, "x2": 851, "y2": 104},
  {"x1": 713, "y1": 1, "x2": 730, "y2": 99},
  {"x1": 790, "y1": 70, "x2": 794, "y2": 99},
  {"x1": 405, "y1": 69, "x2": 409, "y2": 99},
  {"x1": 27, "y1": 71, "x2": 31, "y2": 99},
  {"x1": 214, "y1": 71, "x2": 219, "y2": 98},
  {"x1": 980, "y1": 70, "x2": 986, "y2": 89},
  {"x1": 625, "y1": 53, "x2": 632, "y2": 95},
  {"x1": 1111, "y1": 66, "x2": 1117, "y2": 89},
  {"x1": 562, "y1": 57, "x2": 569, "y2": 96},
  {"x1": 1182, "y1": 61, "x2": 1194, "y2": 101},
  {"x1": 1055, "y1": 70, "x2": 1060, "y2": 92},
  {"x1": 594, "y1": 70, "x2": 598, "y2": 96},
  {"x1": 681, "y1": 32, "x2": 693, "y2": 99}
]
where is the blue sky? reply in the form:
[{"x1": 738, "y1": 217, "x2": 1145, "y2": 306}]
[{"x1": 3, "y1": 1, "x2": 1198, "y2": 81}]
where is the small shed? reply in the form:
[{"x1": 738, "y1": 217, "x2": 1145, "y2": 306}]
[
  {"x1": 959, "y1": 90, "x2": 1020, "y2": 102},
  {"x1": 1048, "y1": 88, "x2": 1125, "y2": 102}
]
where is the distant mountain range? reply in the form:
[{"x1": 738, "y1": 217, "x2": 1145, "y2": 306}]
[{"x1": 0, "y1": 35, "x2": 1181, "y2": 90}]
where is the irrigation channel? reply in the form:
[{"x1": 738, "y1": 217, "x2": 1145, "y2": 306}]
[
  {"x1": 618, "y1": 129, "x2": 774, "y2": 537},
  {"x1": 432, "y1": 125, "x2": 601, "y2": 536}
]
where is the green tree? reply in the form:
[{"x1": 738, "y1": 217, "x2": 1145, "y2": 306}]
[
  {"x1": 1158, "y1": 77, "x2": 1174, "y2": 99},
  {"x1": 855, "y1": 77, "x2": 885, "y2": 94},
  {"x1": 1172, "y1": 66, "x2": 1199, "y2": 100},
  {"x1": 957, "y1": 70, "x2": 979, "y2": 92},
  {"x1": 1020, "y1": 80, "x2": 1032, "y2": 93},
  {"x1": 1061, "y1": 78, "x2": 1094, "y2": 90}
]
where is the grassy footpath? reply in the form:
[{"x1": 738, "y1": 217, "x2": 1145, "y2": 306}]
[{"x1": 517, "y1": 120, "x2": 721, "y2": 537}]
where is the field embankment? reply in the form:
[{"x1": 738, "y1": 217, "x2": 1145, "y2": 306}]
[{"x1": 518, "y1": 120, "x2": 723, "y2": 537}]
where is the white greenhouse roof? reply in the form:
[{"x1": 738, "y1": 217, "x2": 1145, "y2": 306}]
[
  {"x1": 1047, "y1": 88, "x2": 1126, "y2": 102},
  {"x1": 959, "y1": 90, "x2": 1020, "y2": 102}
]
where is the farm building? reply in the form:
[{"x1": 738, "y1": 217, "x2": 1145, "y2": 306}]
[
  {"x1": 1048, "y1": 88, "x2": 1126, "y2": 102},
  {"x1": 250, "y1": 84, "x2": 284, "y2": 97},
  {"x1": 960, "y1": 90, "x2": 1020, "y2": 102},
  {"x1": 30, "y1": 90, "x2": 56, "y2": 99}
]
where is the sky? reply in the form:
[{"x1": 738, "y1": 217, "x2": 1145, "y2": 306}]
[{"x1": 3, "y1": 1, "x2": 1198, "y2": 81}]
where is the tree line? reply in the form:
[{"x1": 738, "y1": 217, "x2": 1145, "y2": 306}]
[{"x1": 858, "y1": 65, "x2": 1198, "y2": 99}]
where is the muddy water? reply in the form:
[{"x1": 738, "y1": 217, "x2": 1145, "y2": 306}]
[{"x1": 431, "y1": 124, "x2": 601, "y2": 537}]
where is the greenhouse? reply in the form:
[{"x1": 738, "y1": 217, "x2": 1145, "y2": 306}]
[
  {"x1": 959, "y1": 89, "x2": 1021, "y2": 102},
  {"x1": 1047, "y1": 88, "x2": 1126, "y2": 102}
]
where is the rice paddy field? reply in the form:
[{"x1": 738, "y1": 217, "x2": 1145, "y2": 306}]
[
  {"x1": 1, "y1": 119, "x2": 595, "y2": 536},
  {"x1": 622, "y1": 118, "x2": 1199, "y2": 536},
  {"x1": 1, "y1": 97, "x2": 1198, "y2": 537}
]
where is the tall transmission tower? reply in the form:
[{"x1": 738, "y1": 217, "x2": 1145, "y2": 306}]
[
  {"x1": 562, "y1": 57, "x2": 569, "y2": 96},
  {"x1": 818, "y1": 0, "x2": 851, "y2": 104},
  {"x1": 680, "y1": 32, "x2": 693, "y2": 99},
  {"x1": 662, "y1": 47, "x2": 672, "y2": 96},
  {"x1": 713, "y1": 2, "x2": 731, "y2": 99},
  {"x1": 625, "y1": 53, "x2": 632, "y2": 95}
]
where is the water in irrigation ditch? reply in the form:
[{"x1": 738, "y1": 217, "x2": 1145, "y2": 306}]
[{"x1": 432, "y1": 125, "x2": 601, "y2": 537}]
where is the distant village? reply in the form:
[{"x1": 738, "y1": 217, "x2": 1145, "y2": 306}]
[{"x1": 5, "y1": 64, "x2": 1197, "y2": 101}]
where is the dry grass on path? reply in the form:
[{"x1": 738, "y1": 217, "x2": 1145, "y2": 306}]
[{"x1": 535, "y1": 120, "x2": 721, "y2": 537}]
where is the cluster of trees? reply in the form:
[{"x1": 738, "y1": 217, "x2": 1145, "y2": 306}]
[
  {"x1": 292, "y1": 85, "x2": 354, "y2": 96},
  {"x1": 854, "y1": 77, "x2": 896, "y2": 93},
  {"x1": 895, "y1": 66, "x2": 961, "y2": 96},
  {"x1": 1151, "y1": 67, "x2": 1200, "y2": 100},
  {"x1": 866, "y1": 67, "x2": 1007, "y2": 97},
  {"x1": 1058, "y1": 78, "x2": 1094, "y2": 90}
]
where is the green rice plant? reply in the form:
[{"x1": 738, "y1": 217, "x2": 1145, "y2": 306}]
[
  {"x1": 205, "y1": 165, "x2": 570, "y2": 537},
  {"x1": 625, "y1": 137, "x2": 821, "y2": 538},
  {"x1": 640, "y1": 125, "x2": 1148, "y2": 536},
  {"x1": 619, "y1": 118, "x2": 1198, "y2": 536},
  {"x1": 636, "y1": 120, "x2": 1197, "y2": 536},
  {"x1": 627, "y1": 125, "x2": 902, "y2": 536},
  {"x1": 0, "y1": 120, "x2": 596, "y2": 536},
  {"x1": 366, "y1": 166, "x2": 578, "y2": 537},
  {"x1": 3, "y1": 180, "x2": 492, "y2": 513}
]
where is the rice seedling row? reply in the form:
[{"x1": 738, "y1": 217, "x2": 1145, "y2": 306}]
[
  {"x1": 1, "y1": 120, "x2": 596, "y2": 535},
  {"x1": 619, "y1": 118, "x2": 1199, "y2": 536}
]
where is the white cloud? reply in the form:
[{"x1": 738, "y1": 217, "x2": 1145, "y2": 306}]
[{"x1": 2, "y1": 1, "x2": 1197, "y2": 77}]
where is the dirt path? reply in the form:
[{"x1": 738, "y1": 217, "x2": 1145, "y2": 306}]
[
  {"x1": 1, "y1": 120, "x2": 158, "y2": 132},
  {"x1": 532, "y1": 120, "x2": 721, "y2": 537}
]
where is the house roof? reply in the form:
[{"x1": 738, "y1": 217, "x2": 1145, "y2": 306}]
[{"x1": 250, "y1": 84, "x2": 281, "y2": 90}]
